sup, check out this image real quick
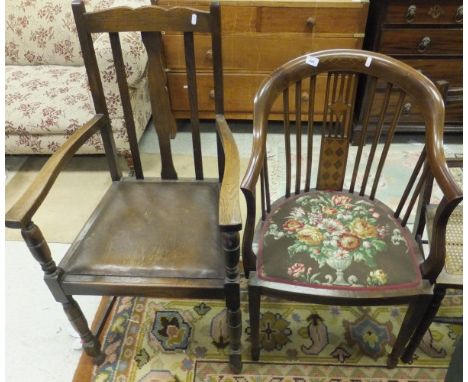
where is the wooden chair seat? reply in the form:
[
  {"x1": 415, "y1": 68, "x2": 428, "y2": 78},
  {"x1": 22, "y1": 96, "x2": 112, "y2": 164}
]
[
  {"x1": 256, "y1": 191, "x2": 423, "y2": 291},
  {"x1": 59, "y1": 180, "x2": 225, "y2": 281}
]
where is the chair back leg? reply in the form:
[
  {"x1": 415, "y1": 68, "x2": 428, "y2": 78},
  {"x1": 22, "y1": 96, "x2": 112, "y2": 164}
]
[
  {"x1": 401, "y1": 286, "x2": 447, "y2": 363},
  {"x1": 387, "y1": 294, "x2": 432, "y2": 368}
]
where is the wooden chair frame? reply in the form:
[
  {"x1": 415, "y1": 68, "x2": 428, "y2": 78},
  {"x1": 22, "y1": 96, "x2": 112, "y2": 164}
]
[
  {"x1": 241, "y1": 49, "x2": 462, "y2": 367},
  {"x1": 402, "y1": 156, "x2": 463, "y2": 362},
  {"x1": 6, "y1": 1, "x2": 243, "y2": 373}
]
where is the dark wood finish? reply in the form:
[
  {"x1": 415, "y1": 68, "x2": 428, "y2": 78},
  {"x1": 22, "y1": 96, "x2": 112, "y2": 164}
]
[
  {"x1": 72, "y1": 1, "x2": 121, "y2": 181},
  {"x1": 385, "y1": 1, "x2": 463, "y2": 25},
  {"x1": 142, "y1": 31, "x2": 178, "y2": 179},
  {"x1": 354, "y1": 0, "x2": 463, "y2": 142},
  {"x1": 109, "y1": 32, "x2": 143, "y2": 180},
  {"x1": 6, "y1": 1, "x2": 242, "y2": 373},
  {"x1": 403, "y1": 156, "x2": 463, "y2": 362},
  {"x1": 379, "y1": 29, "x2": 462, "y2": 56},
  {"x1": 183, "y1": 31, "x2": 203, "y2": 180},
  {"x1": 241, "y1": 50, "x2": 462, "y2": 367}
]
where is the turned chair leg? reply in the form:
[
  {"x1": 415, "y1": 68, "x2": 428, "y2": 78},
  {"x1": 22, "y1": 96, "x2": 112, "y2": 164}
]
[
  {"x1": 248, "y1": 275, "x2": 261, "y2": 361},
  {"x1": 223, "y1": 232, "x2": 242, "y2": 373},
  {"x1": 21, "y1": 223, "x2": 105, "y2": 365},
  {"x1": 401, "y1": 287, "x2": 446, "y2": 363},
  {"x1": 63, "y1": 296, "x2": 106, "y2": 365},
  {"x1": 387, "y1": 294, "x2": 432, "y2": 368}
]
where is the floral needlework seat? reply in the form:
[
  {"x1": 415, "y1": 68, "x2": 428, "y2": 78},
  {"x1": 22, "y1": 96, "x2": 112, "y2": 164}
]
[{"x1": 258, "y1": 191, "x2": 423, "y2": 291}]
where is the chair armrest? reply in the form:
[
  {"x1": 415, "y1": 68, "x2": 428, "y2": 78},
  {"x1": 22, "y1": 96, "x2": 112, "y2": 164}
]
[
  {"x1": 215, "y1": 115, "x2": 242, "y2": 232},
  {"x1": 240, "y1": 117, "x2": 267, "y2": 196},
  {"x1": 5, "y1": 115, "x2": 105, "y2": 229},
  {"x1": 421, "y1": 150, "x2": 463, "y2": 281}
]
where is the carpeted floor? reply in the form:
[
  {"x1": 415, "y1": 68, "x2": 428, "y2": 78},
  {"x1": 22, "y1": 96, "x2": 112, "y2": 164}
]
[{"x1": 73, "y1": 294, "x2": 461, "y2": 382}]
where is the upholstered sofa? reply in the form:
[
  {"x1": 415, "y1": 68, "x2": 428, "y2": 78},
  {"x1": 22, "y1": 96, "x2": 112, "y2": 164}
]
[{"x1": 5, "y1": 0, "x2": 151, "y2": 158}]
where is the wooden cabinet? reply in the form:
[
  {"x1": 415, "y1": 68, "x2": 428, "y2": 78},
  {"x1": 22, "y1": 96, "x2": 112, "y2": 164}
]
[
  {"x1": 158, "y1": 0, "x2": 369, "y2": 120},
  {"x1": 354, "y1": 0, "x2": 463, "y2": 142}
]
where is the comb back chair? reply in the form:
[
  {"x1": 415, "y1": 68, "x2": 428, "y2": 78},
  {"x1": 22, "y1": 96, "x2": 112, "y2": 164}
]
[
  {"x1": 5, "y1": 1, "x2": 243, "y2": 372},
  {"x1": 241, "y1": 49, "x2": 462, "y2": 367}
]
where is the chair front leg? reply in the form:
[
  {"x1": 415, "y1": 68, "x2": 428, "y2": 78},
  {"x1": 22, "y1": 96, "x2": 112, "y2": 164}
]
[
  {"x1": 223, "y1": 231, "x2": 242, "y2": 373},
  {"x1": 387, "y1": 294, "x2": 432, "y2": 368},
  {"x1": 21, "y1": 223, "x2": 105, "y2": 365},
  {"x1": 248, "y1": 274, "x2": 261, "y2": 361},
  {"x1": 63, "y1": 296, "x2": 105, "y2": 364}
]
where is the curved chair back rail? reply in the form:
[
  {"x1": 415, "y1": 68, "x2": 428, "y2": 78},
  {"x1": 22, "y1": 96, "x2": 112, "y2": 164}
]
[{"x1": 241, "y1": 49, "x2": 462, "y2": 279}]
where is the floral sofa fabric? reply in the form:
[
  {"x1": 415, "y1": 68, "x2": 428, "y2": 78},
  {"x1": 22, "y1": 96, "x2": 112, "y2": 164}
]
[
  {"x1": 5, "y1": 0, "x2": 151, "y2": 155},
  {"x1": 258, "y1": 191, "x2": 422, "y2": 291}
]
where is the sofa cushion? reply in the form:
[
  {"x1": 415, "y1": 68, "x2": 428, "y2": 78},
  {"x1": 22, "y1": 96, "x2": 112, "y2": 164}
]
[
  {"x1": 5, "y1": 74, "x2": 151, "y2": 154},
  {"x1": 257, "y1": 191, "x2": 423, "y2": 291}
]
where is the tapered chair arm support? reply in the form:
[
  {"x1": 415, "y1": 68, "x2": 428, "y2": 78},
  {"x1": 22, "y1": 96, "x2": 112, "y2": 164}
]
[
  {"x1": 216, "y1": 115, "x2": 242, "y2": 232},
  {"x1": 421, "y1": 156, "x2": 463, "y2": 281},
  {"x1": 240, "y1": 111, "x2": 268, "y2": 275},
  {"x1": 5, "y1": 114, "x2": 106, "y2": 229}
]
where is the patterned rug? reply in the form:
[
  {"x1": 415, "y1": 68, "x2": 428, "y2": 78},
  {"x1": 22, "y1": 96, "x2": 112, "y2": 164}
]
[{"x1": 74, "y1": 291, "x2": 461, "y2": 382}]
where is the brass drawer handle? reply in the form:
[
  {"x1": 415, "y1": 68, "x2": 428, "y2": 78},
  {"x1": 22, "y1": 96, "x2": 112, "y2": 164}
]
[
  {"x1": 306, "y1": 17, "x2": 316, "y2": 29},
  {"x1": 205, "y1": 49, "x2": 213, "y2": 60},
  {"x1": 417, "y1": 36, "x2": 431, "y2": 53},
  {"x1": 403, "y1": 102, "x2": 412, "y2": 114},
  {"x1": 406, "y1": 5, "x2": 417, "y2": 23},
  {"x1": 455, "y1": 6, "x2": 463, "y2": 23},
  {"x1": 301, "y1": 92, "x2": 309, "y2": 102},
  {"x1": 209, "y1": 89, "x2": 215, "y2": 99}
]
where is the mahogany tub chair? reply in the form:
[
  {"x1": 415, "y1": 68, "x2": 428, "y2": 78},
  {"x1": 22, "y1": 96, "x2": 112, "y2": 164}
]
[
  {"x1": 241, "y1": 49, "x2": 462, "y2": 367},
  {"x1": 5, "y1": 1, "x2": 243, "y2": 372}
]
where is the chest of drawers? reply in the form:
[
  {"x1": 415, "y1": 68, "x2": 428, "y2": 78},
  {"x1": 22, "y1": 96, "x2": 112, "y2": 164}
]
[
  {"x1": 158, "y1": 0, "x2": 369, "y2": 120},
  {"x1": 353, "y1": 0, "x2": 463, "y2": 143}
]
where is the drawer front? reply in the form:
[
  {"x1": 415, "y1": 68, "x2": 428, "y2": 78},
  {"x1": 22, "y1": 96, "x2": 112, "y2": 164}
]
[
  {"x1": 380, "y1": 29, "x2": 462, "y2": 55},
  {"x1": 259, "y1": 4, "x2": 368, "y2": 34},
  {"x1": 369, "y1": 90, "x2": 462, "y2": 124},
  {"x1": 401, "y1": 58, "x2": 462, "y2": 86},
  {"x1": 168, "y1": 73, "x2": 331, "y2": 116},
  {"x1": 163, "y1": 34, "x2": 363, "y2": 71},
  {"x1": 385, "y1": 1, "x2": 463, "y2": 25}
]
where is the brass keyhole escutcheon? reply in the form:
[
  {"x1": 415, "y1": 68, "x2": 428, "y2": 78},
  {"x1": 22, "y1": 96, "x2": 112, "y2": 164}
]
[{"x1": 428, "y1": 5, "x2": 444, "y2": 19}]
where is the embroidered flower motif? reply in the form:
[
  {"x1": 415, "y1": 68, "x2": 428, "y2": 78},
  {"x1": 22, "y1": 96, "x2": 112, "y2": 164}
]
[
  {"x1": 283, "y1": 219, "x2": 304, "y2": 233},
  {"x1": 322, "y1": 206, "x2": 337, "y2": 215},
  {"x1": 263, "y1": 192, "x2": 410, "y2": 287},
  {"x1": 349, "y1": 218, "x2": 378, "y2": 239},
  {"x1": 331, "y1": 194, "x2": 352, "y2": 207},
  {"x1": 319, "y1": 218, "x2": 345, "y2": 235},
  {"x1": 297, "y1": 226, "x2": 324, "y2": 246},
  {"x1": 367, "y1": 269, "x2": 388, "y2": 285},
  {"x1": 288, "y1": 263, "x2": 305, "y2": 278},
  {"x1": 338, "y1": 233, "x2": 361, "y2": 251}
]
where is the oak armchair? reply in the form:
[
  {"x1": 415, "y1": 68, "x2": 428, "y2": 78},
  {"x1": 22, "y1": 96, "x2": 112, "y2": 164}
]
[
  {"x1": 6, "y1": 1, "x2": 243, "y2": 373},
  {"x1": 241, "y1": 49, "x2": 462, "y2": 367}
]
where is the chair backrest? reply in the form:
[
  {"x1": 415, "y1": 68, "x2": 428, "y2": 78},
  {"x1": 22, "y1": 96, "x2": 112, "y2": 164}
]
[
  {"x1": 244, "y1": 49, "x2": 459, "y2": 227},
  {"x1": 72, "y1": 0, "x2": 224, "y2": 181}
]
